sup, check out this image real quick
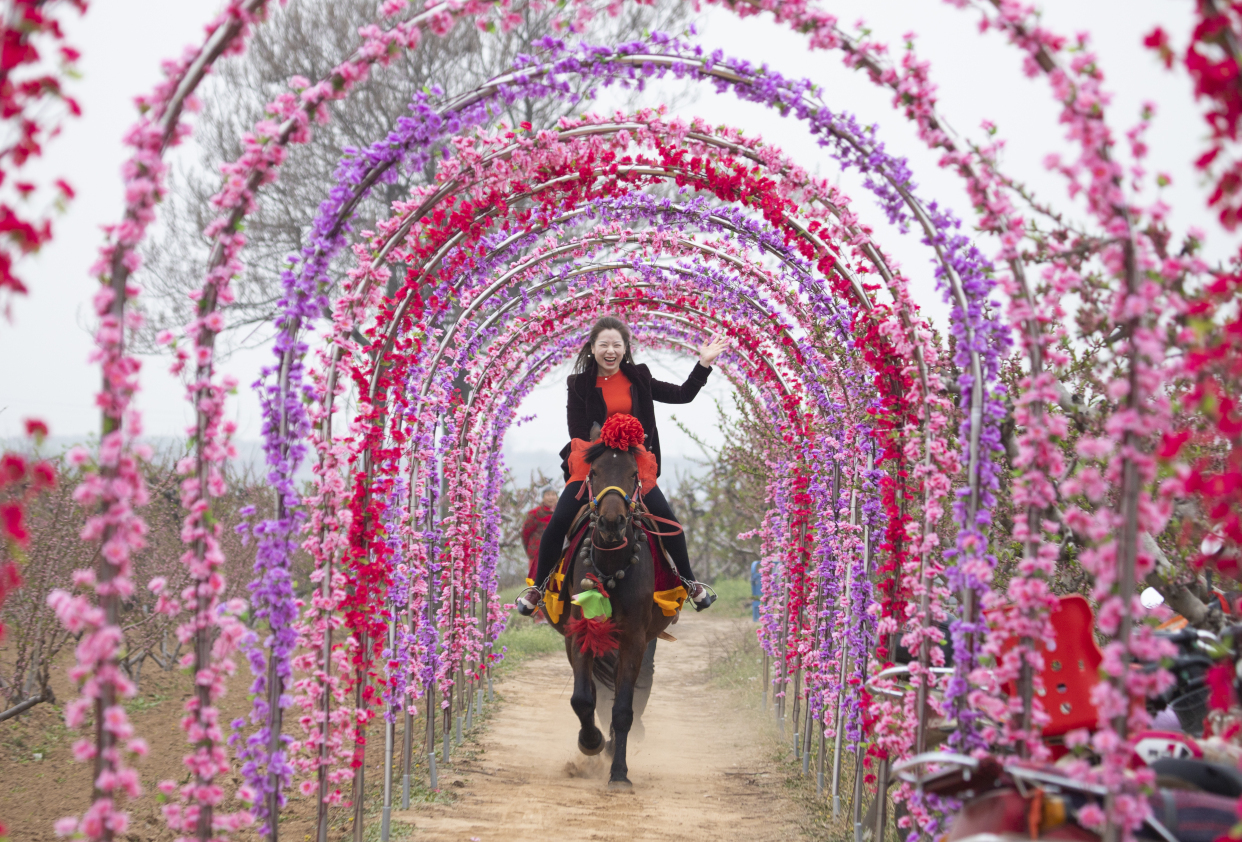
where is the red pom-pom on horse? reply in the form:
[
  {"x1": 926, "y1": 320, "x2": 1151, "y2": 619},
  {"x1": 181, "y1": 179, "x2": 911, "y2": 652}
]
[{"x1": 599, "y1": 413, "x2": 645, "y2": 450}]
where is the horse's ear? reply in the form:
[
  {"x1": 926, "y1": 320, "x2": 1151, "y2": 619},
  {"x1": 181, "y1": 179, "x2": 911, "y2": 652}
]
[{"x1": 589, "y1": 422, "x2": 602, "y2": 440}]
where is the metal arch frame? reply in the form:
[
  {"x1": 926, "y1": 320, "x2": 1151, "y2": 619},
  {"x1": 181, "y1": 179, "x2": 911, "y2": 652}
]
[
  {"x1": 386, "y1": 257, "x2": 849, "y2": 523},
  {"x1": 455, "y1": 291, "x2": 805, "y2": 431},
  {"x1": 311, "y1": 44, "x2": 995, "y2": 781},
  {"x1": 319, "y1": 128, "x2": 938, "y2": 549},
  {"x1": 302, "y1": 41, "x2": 978, "y2": 547},
  {"x1": 333, "y1": 103, "x2": 944, "y2": 436},
  {"x1": 400, "y1": 284, "x2": 812, "y2": 490},
  {"x1": 331, "y1": 180, "x2": 940, "y2": 749},
  {"x1": 363, "y1": 160, "x2": 865, "y2": 382},
  {"x1": 397, "y1": 305, "x2": 801, "y2": 669},
  {"x1": 440, "y1": 265, "x2": 855, "y2": 428},
  {"x1": 403, "y1": 234, "x2": 855, "y2": 404},
  {"x1": 435, "y1": 312, "x2": 801, "y2": 532}
]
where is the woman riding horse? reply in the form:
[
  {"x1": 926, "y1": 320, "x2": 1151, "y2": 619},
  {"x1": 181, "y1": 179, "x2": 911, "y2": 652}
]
[{"x1": 517, "y1": 316, "x2": 727, "y2": 615}]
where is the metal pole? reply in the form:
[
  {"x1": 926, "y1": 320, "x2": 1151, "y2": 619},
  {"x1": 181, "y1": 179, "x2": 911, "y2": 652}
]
[
  {"x1": 804, "y1": 562, "x2": 826, "y2": 781},
  {"x1": 401, "y1": 705, "x2": 413, "y2": 810},
  {"x1": 854, "y1": 447, "x2": 875, "y2": 842},
  {"x1": 817, "y1": 714, "x2": 826, "y2": 796},
  {"x1": 315, "y1": 553, "x2": 334, "y2": 842},
  {"x1": 792, "y1": 665, "x2": 802, "y2": 758},
  {"x1": 351, "y1": 632, "x2": 368, "y2": 842},
  {"x1": 381, "y1": 617, "x2": 396, "y2": 841},
  {"x1": 400, "y1": 597, "x2": 415, "y2": 810},
  {"x1": 801, "y1": 699, "x2": 814, "y2": 777},
  {"x1": 443, "y1": 708, "x2": 451, "y2": 763},
  {"x1": 852, "y1": 743, "x2": 866, "y2": 842},
  {"x1": 832, "y1": 460, "x2": 859, "y2": 816},
  {"x1": 874, "y1": 758, "x2": 890, "y2": 842},
  {"x1": 820, "y1": 458, "x2": 838, "y2": 801},
  {"x1": 778, "y1": 581, "x2": 790, "y2": 734}
]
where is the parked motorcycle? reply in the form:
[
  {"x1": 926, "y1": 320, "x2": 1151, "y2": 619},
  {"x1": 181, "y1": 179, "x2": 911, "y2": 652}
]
[{"x1": 878, "y1": 604, "x2": 1242, "y2": 842}]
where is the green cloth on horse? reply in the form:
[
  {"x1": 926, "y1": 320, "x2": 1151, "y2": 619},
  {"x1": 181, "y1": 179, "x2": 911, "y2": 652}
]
[{"x1": 571, "y1": 588, "x2": 612, "y2": 619}]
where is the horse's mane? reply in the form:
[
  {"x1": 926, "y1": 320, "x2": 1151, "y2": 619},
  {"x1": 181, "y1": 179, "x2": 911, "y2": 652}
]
[{"x1": 584, "y1": 441, "x2": 639, "y2": 464}]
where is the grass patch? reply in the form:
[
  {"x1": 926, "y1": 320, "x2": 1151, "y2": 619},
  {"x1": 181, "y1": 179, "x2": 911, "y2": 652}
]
[
  {"x1": 493, "y1": 616, "x2": 564, "y2": 677},
  {"x1": 707, "y1": 575, "x2": 759, "y2": 619},
  {"x1": 705, "y1": 617, "x2": 765, "y2": 693},
  {"x1": 127, "y1": 693, "x2": 168, "y2": 713}
]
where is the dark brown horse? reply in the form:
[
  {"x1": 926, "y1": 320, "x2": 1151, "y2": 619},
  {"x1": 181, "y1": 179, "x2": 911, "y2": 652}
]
[{"x1": 549, "y1": 430, "x2": 673, "y2": 789}]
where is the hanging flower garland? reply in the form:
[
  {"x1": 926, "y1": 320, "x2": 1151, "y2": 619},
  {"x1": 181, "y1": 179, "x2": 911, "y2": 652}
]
[{"x1": 0, "y1": 0, "x2": 85, "y2": 302}]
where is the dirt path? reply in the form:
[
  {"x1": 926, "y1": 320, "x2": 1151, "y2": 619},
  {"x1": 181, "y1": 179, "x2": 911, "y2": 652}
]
[{"x1": 395, "y1": 612, "x2": 803, "y2": 841}]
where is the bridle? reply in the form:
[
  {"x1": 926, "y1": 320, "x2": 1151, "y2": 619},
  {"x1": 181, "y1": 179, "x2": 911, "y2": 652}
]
[
  {"x1": 572, "y1": 469, "x2": 689, "y2": 593},
  {"x1": 581, "y1": 472, "x2": 684, "y2": 551},
  {"x1": 584, "y1": 476, "x2": 638, "y2": 551}
]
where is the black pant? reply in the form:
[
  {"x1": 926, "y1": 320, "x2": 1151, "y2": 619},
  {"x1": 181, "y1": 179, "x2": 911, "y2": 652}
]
[{"x1": 533, "y1": 481, "x2": 696, "y2": 586}]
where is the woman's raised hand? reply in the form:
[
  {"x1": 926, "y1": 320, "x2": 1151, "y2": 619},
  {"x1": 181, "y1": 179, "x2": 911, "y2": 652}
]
[{"x1": 698, "y1": 332, "x2": 729, "y2": 368}]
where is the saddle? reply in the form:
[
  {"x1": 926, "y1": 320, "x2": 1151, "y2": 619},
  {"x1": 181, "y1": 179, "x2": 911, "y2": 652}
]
[{"x1": 530, "y1": 504, "x2": 687, "y2": 624}]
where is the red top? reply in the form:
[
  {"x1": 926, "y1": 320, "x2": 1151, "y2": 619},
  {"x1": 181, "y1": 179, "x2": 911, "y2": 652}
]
[{"x1": 596, "y1": 370, "x2": 632, "y2": 417}]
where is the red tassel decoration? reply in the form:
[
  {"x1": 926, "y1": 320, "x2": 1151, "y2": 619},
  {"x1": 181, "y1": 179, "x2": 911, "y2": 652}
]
[{"x1": 565, "y1": 614, "x2": 619, "y2": 657}]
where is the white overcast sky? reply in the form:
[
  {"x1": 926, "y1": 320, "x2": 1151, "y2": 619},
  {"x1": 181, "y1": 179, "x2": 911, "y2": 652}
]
[{"x1": 0, "y1": 0, "x2": 1221, "y2": 466}]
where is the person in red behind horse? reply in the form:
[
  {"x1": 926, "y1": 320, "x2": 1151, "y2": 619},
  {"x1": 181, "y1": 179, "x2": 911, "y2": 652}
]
[
  {"x1": 517, "y1": 315, "x2": 727, "y2": 616},
  {"x1": 522, "y1": 486, "x2": 558, "y2": 573}
]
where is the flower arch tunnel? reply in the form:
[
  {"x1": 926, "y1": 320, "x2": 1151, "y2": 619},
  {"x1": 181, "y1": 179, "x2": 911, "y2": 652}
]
[
  {"x1": 48, "y1": 0, "x2": 1212, "y2": 839},
  {"x1": 237, "y1": 34, "x2": 1010, "y2": 828}
]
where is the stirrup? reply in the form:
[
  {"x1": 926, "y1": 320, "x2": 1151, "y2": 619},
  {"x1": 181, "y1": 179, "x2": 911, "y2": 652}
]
[
  {"x1": 687, "y1": 581, "x2": 716, "y2": 612},
  {"x1": 516, "y1": 586, "x2": 543, "y2": 617}
]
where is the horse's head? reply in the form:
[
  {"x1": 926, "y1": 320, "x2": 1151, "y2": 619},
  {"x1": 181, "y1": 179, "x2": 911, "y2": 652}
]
[
  {"x1": 585, "y1": 440, "x2": 638, "y2": 545},
  {"x1": 584, "y1": 415, "x2": 645, "y2": 548}
]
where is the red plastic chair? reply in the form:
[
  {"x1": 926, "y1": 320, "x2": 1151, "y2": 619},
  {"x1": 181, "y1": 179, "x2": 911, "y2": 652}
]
[{"x1": 997, "y1": 594, "x2": 1103, "y2": 743}]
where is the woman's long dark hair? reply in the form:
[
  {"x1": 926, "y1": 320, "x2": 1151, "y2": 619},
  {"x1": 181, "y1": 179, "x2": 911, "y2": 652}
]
[{"x1": 572, "y1": 316, "x2": 634, "y2": 374}]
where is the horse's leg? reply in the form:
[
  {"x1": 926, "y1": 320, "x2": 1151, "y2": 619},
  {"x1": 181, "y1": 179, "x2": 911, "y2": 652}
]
[
  {"x1": 628, "y1": 639, "x2": 656, "y2": 743},
  {"x1": 593, "y1": 670, "x2": 615, "y2": 752},
  {"x1": 569, "y1": 643, "x2": 605, "y2": 756},
  {"x1": 607, "y1": 638, "x2": 644, "y2": 788}
]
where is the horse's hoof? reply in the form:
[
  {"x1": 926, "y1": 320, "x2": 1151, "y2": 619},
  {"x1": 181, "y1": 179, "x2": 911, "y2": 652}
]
[
  {"x1": 578, "y1": 728, "x2": 605, "y2": 756},
  {"x1": 608, "y1": 778, "x2": 633, "y2": 791}
]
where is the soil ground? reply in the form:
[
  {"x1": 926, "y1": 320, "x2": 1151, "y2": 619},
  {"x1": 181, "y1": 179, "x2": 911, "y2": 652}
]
[
  {"x1": 1, "y1": 600, "x2": 820, "y2": 841},
  {"x1": 394, "y1": 611, "x2": 806, "y2": 841}
]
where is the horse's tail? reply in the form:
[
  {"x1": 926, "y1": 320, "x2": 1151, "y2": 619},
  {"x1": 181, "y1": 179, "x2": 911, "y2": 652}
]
[
  {"x1": 591, "y1": 639, "x2": 657, "y2": 694},
  {"x1": 593, "y1": 649, "x2": 619, "y2": 693}
]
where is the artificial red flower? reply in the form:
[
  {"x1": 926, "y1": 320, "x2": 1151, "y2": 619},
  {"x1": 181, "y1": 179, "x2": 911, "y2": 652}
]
[
  {"x1": 599, "y1": 413, "x2": 645, "y2": 450},
  {"x1": 30, "y1": 460, "x2": 55, "y2": 490},
  {"x1": 0, "y1": 453, "x2": 26, "y2": 485},
  {"x1": 1, "y1": 503, "x2": 28, "y2": 546},
  {"x1": 24, "y1": 418, "x2": 48, "y2": 439}
]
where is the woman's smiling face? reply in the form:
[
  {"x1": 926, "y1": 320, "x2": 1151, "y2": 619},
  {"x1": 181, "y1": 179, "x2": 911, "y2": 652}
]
[{"x1": 592, "y1": 329, "x2": 626, "y2": 373}]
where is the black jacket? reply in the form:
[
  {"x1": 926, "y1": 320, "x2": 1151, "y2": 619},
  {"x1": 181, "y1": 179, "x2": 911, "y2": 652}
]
[{"x1": 559, "y1": 358, "x2": 712, "y2": 480}]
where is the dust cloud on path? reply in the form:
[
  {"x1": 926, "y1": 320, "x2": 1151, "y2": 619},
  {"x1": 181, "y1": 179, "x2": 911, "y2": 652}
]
[{"x1": 394, "y1": 611, "x2": 805, "y2": 841}]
